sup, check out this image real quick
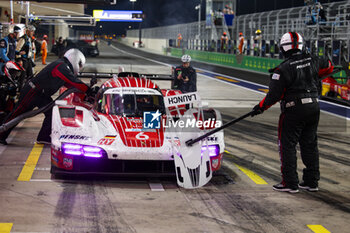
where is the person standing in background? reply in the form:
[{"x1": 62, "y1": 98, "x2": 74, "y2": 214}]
[
  {"x1": 238, "y1": 32, "x2": 244, "y2": 54},
  {"x1": 41, "y1": 35, "x2": 48, "y2": 65},
  {"x1": 220, "y1": 32, "x2": 229, "y2": 53},
  {"x1": 0, "y1": 25, "x2": 21, "y2": 63},
  {"x1": 177, "y1": 33, "x2": 183, "y2": 48},
  {"x1": 16, "y1": 25, "x2": 36, "y2": 87},
  {"x1": 56, "y1": 37, "x2": 66, "y2": 58}
]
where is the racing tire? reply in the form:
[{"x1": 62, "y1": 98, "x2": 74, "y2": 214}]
[
  {"x1": 326, "y1": 91, "x2": 338, "y2": 98},
  {"x1": 50, "y1": 165, "x2": 56, "y2": 175}
]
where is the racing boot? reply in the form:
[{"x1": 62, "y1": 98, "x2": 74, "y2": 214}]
[
  {"x1": 298, "y1": 182, "x2": 319, "y2": 192},
  {"x1": 36, "y1": 136, "x2": 51, "y2": 145},
  {"x1": 0, "y1": 139, "x2": 7, "y2": 145},
  {"x1": 272, "y1": 183, "x2": 299, "y2": 193}
]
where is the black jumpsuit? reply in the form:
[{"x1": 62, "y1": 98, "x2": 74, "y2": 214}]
[
  {"x1": 173, "y1": 65, "x2": 197, "y2": 93},
  {"x1": 259, "y1": 52, "x2": 333, "y2": 188},
  {"x1": 0, "y1": 57, "x2": 89, "y2": 143}
]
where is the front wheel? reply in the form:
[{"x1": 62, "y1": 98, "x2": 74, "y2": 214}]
[{"x1": 326, "y1": 91, "x2": 339, "y2": 98}]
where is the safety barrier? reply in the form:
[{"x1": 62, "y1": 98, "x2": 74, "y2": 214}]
[{"x1": 169, "y1": 47, "x2": 347, "y2": 80}]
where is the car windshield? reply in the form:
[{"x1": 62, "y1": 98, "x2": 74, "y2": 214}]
[{"x1": 103, "y1": 93, "x2": 165, "y2": 117}]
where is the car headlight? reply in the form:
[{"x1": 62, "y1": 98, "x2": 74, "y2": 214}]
[
  {"x1": 62, "y1": 143, "x2": 105, "y2": 158},
  {"x1": 201, "y1": 145, "x2": 219, "y2": 157}
]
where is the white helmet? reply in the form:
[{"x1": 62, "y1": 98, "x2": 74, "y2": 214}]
[
  {"x1": 26, "y1": 25, "x2": 36, "y2": 32},
  {"x1": 64, "y1": 48, "x2": 86, "y2": 75},
  {"x1": 181, "y1": 54, "x2": 191, "y2": 63},
  {"x1": 4, "y1": 61, "x2": 23, "y2": 81},
  {"x1": 280, "y1": 32, "x2": 303, "y2": 55}
]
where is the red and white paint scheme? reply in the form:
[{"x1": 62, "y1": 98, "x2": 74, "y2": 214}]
[
  {"x1": 51, "y1": 73, "x2": 225, "y2": 177},
  {"x1": 322, "y1": 77, "x2": 350, "y2": 102}
]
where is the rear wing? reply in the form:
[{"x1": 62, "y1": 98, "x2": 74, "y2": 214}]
[{"x1": 77, "y1": 72, "x2": 174, "y2": 81}]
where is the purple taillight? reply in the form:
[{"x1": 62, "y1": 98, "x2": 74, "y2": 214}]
[
  {"x1": 62, "y1": 143, "x2": 104, "y2": 158},
  {"x1": 201, "y1": 145, "x2": 219, "y2": 157}
]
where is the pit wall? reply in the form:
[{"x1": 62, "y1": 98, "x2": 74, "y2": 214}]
[
  {"x1": 168, "y1": 47, "x2": 347, "y2": 80},
  {"x1": 124, "y1": 37, "x2": 168, "y2": 54}
]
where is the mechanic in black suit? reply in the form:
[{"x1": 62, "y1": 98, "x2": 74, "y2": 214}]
[
  {"x1": 173, "y1": 54, "x2": 197, "y2": 93},
  {"x1": 251, "y1": 32, "x2": 334, "y2": 193},
  {"x1": 0, "y1": 49, "x2": 89, "y2": 145}
]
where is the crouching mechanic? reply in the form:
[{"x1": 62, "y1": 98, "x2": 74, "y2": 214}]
[
  {"x1": 173, "y1": 55, "x2": 197, "y2": 93},
  {"x1": 251, "y1": 32, "x2": 334, "y2": 193},
  {"x1": 0, "y1": 48, "x2": 90, "y2": 145}
]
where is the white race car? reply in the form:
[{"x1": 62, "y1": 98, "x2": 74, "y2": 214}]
[{"x1": 50, "y1": 72, "x2": 225, "y2": 188}]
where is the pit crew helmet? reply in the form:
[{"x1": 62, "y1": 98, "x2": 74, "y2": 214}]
[
  {"x1": 255, "y1": 29, "x2": 262, "y2": 35},
  {"x1": 280, "y1": 32, "x2": 304, "y2": 57},
  {"x1": 26, "y1": 25, "x2": 36, "y2": 32},
  {"x1": 10, "y1": 25, "x2": 21, "y2": 34},
  {"x1": 181, "y1": 54, "x2": 191, "y2": 63},
  {"x1": 64, "y1": 48, "x2": 86, "y2": 75},
  {"x1": 13, "y1": 26, "x2": 21, "y2": 33},
  {"x1": 4, "y1": 61, "x2": 23, "y2": 81}
]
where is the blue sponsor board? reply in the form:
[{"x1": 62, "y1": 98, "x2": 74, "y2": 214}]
[{"x1": 93, "y1": 10, "x2": 143, "y2": 22}]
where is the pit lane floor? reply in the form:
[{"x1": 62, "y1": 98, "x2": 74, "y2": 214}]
[{"x1": 0, "y1": 42, "x2": 349, "y2": 233}]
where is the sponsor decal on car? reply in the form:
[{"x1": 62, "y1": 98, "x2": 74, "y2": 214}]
[
  {"x1": 51, "y1": 154, "x2": 59, "y2": 167},
  {"x1": 59, "y1": 135, "x2": 90, "y2": 140},
  {"x1": 211, "y1": 159, "x2": 219, "y2": 169},
  {"x1": 63, "y1": 157, "x2": 73, "y2": 169},
  {"x1": 98, "y1": 135, "x2": 116, "y2": 145},
  {"x1": 125, "y1": 128, "x2": 157, "y2": 132},
  {"x1": 206, "y1": 136, "x2": 218, "y2": 142},
  {"x1": 168, "y1": 139, "x2": 181, "y2": 146},
  {"x1": 126, "y1": 118, "x2": 143, "y2": 123}
]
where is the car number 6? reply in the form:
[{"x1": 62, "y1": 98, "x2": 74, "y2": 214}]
[{"x1": 136, "y1": 132, "x2": 149, "y2": 140}]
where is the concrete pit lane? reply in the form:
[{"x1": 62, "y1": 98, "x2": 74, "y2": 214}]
[{"x1": 0, "y1": 41, "x2": 349, "y2": 233}]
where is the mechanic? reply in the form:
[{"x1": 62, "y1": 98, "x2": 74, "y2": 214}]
[
  {"x1": 56, "y1": 37, "x2": 66, "y2": 58},
  {"x1": 0, "y1": 48, "x2": 89, "y2": 145},
  {"x1": 0, "y1": 25, "x2": 21, "y2": 63},
  {"x1": 251, "y1": 32, "x2": 334, "y2": 193},
  {"x1": 41, "y1": 35, "x2": 48, "y2": 65},
  {"x1": 173, "y1": 55, "x2": 197, "y2": 93},
  {"x1": 16, "y1": 25, "x2": 36, "y2": 82},
  {"x1": 0, "y1": 61, "x2": 24, "y2": 118}
]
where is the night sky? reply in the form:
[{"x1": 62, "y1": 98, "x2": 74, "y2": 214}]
[{"x1": 84, "y1": 0, "x2": 343, "y2": 35}]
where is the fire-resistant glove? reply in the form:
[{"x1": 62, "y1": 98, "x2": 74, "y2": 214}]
[
  {"x1": 90, "y1": 77, "x2": 98, "y2": 87},
  {"x1": 251, "y1": 104, "x2": 264, "y2": 117}
]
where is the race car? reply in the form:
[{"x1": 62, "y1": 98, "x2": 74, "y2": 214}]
[
  {"x1": 321, "y1": 76, "x2": 350, "y2": 105},
  {"x1": 50, "y1": 72, "x2": 225, "y2": 187}
]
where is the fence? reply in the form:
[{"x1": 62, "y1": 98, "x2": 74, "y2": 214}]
[{"x1": 127, "y1": 0, "x2": 350, "y2": 41}]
